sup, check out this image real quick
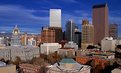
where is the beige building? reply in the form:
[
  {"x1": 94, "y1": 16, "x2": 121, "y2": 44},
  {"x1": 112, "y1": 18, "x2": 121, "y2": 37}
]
[
  {"x1": 0, "y1": 46, "x2": 40, "y2": 61},
  {"x1": 41, "y1": 43, "x2": 61, "y2": 55},
  {"x1": 0, "y1": 61, "x2": 16, "y2": 73},
  {"x1": 112, "y1": 67, "x2": 121, "y2": 73},
  {"x1": 58, "y1": 48, "x2": 75, "y2": 58},
  {"x1": 81, "y1": 19, "x2": 94, "y2": 49},
  {"x1": 101, "y1": 37, "x2": 116, "y2": 51},
  {"x1": 19, "y1": 64, "x2": 41, "y2": 73}
]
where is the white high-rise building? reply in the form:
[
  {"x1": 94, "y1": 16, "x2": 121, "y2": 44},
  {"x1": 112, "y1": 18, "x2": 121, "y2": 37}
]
[
  {"x1": 101, "y1": 37, "x2": 116, "y2": 51},
  {"x1": 50, "y1": 9, "x2": 61, "y2": 27}
]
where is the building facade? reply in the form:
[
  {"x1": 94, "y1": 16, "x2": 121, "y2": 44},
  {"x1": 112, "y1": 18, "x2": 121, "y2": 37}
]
[
  {"x1": 50, "y1": 9, "x2": 61, "y2": 28},
  {"x1": 41, "y1": 28, "x2": 55, "y2": 43},
  {"x1": 65, "y1": 20, "x2": 77, "y2": 42},
  {"x1": 93, "y1": 4, "x2": 109, "y2": 44},
  {"x1": 19, "y1": 64, "x2": 41, "y2": 73},
  {"x1": 0, "y1": 62, "x2": 16, "y2": 73},
  {"x1": 48, "y1": 27, "x2": 62, "y2": 43},
  {"x1": 109, "y1": 24, "x2": 118, "y2": 39},
  {"x1": 81, "y1": 19, "x2": 94, "y2": 49},
  {"x1": 0, "y1": 46, "x2": 40, "y2": 61},
  {"x1": 21, "y1": 32, "x2": 28, "y2": 46},
  {"x1": 41, "y1": 43, "x2": 61, "y2": 55},
  {"x1": 64, "y1": 41, "x2": 78, "y2": 50},
  {"x1": 101, "y1": 37, "x2": 116, "y2": 51},
  {"x1": 47, "y1": 58, "x2": 91, "y2": 73},
  {"x1": 74, "y1": 29, "x2": 81, "y2": 48},
  {"x1": 11, "y1": 25, "x2": 21, "y2": 46}
]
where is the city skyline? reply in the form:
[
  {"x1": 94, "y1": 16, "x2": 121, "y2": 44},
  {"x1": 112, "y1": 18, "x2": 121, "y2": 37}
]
[{"x1": 0, "y1": 0, "x2": 121, "y2": 36}]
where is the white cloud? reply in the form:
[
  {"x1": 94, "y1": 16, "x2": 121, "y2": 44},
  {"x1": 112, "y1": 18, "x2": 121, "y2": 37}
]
[{"x1": 0, "y1": 5, "x2": 49, "y2": 25}]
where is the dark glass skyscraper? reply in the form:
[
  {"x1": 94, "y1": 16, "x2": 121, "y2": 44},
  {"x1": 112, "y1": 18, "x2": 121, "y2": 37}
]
[{"x1": 65, "y1": 20, "x2": 77, "y2": 42}]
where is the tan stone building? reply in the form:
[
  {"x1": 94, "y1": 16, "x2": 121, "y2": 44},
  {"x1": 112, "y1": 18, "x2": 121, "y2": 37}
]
[
  {"x1": 0, "y1": 61, "x2": 16, "y2": 73},
  {"x1": 81, "y1": 19, "x2": 94, "y2": 49}
]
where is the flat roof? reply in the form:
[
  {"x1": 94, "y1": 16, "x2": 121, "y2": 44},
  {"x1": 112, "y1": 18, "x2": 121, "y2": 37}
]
[{"x1": 93, "y1": 4, "x2": 107, "y2": 8}]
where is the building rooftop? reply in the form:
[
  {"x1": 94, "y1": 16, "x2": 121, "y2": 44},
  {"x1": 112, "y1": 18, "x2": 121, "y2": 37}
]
[
  {"x1": 47, "y1": 58, "x2": 90, "y2": 72},
  {"x1": 60, "y1": 58, "x2": 76, "y2": 63},
  {"x1": 93, "y1": 4, "x2": 107, "y2": 8}
]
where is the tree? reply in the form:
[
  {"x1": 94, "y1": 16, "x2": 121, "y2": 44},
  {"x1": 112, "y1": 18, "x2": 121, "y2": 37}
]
[
  {"x1": 87, "y1": 45, "x2": 96, "y2": 49},
  {"x1": 12, "y1": 56, "x2": 21, "y2": 66},
  {"x1": 0, "y1": 58, "x2": 5, "y2": 62},
  {"x1": 47, "y1": 52, "x2": 61, "y2": 64},
  {"x1": 116, "y1": 45, "x2": 121, "y2": 49}
]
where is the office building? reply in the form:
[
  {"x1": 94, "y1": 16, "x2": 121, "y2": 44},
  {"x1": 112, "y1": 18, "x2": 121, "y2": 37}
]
[
  {"x1": 41, "y1": 28, "x2": 55, "y2": 43},
  {"x1": 93, "y1": 4, "x2": 109, "y2": 44},
  {"x1": 74, "y1": 29, "x2": 81, "y2": 48},
  {"x1": 41, "y1": 43, "x2": 61, "y2": 55},
  {"x1": 65, "y1": 20, "x2": 77, "y2": 42},
  {"x1": 101, "y1": 37, "x2": 116, "y2": 51},
  {"x1": 50, "y1": 9, "x2": 61, "y2": 28},
  {"x1": 109, "y1": 24, "x2": 118, "y2": 39},
  {"x1": 64, "y1": 41, "x2": 78, "y2": 50},
  {"x1": 11, "y1": 25, "x2": 21, "y2": 46},
  {"x1": 21, "y1": 32, "x2": 28, "y2": 46},
  {"x1": 49, "y1": 27, "x2": 62, "y2": 43},
  {"x1": 0, "y1": 37, "x2": 5, "y2": 47},
  {"x1": 81, "y1": 19, "x2": 94, "y2": 49},
  {"x1": 28, "y1": 37, "x2": 36, "y2": 46}
]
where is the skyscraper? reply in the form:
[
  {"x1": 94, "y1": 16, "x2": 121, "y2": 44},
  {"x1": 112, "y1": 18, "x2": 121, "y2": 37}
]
[
  {"x1": 65, "y1": 20, "x2": 77, "y2": 42},
  {"x1": 48, "y1": 27, "x2": 62, "y2": 43},
  {"x1": 93, "y1": 4, "x2": 109, "y2": 44},
  {"x1": 109, "y1": 24, "x2": 118, "y2": 39},
  {"x1": 49, "y1": 9, "x2": 62, "y2": 43},
  {"x1": 81, "y1": 19, "x2": 94, "y2": 49},
  {"x1": 50, "y1": 9, "x2": 61, "y2": 28}
]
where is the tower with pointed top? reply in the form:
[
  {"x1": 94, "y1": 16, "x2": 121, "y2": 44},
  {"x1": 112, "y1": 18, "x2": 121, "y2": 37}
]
[{"x1": 11, "y1": 25, "x2": 21, "y2": 46}]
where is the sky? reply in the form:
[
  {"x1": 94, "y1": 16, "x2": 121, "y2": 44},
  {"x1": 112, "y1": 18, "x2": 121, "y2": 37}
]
[{"x1": 0, "y1": 0, "x2": 121, "y2": 36}]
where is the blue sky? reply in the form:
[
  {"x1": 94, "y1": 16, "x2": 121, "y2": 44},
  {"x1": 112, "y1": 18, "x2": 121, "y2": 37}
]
[{"x1": 0, "y1": 0, "x2": 121, "y2": 36}]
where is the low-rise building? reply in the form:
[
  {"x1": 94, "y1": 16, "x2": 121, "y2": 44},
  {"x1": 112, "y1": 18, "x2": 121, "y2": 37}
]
[
  {"x1": 0, "y1": 61, "x2": 16, "y2": 73},
  {"x1": 58, "y1": 48, "x2": 75, "y2": 58},
  {"x1": 64, "y1": 41, "x2": 78, "y2": 50},
  {"x1": 19, "y1": 64, "x2": 41, "y2": 73},
  {"x1": 0, "y1": 37, "x2": 5, "y2": 47},
  {"x1": 0, "y1": 46, "x2": 40, "y2": 61},
  {"x1": 28, "y1": 37, "x2": 36, "y2": 46},
  {"x1": 47, "y1": 58, "x2": 91, "y2": 73},
  {"x1": 101, "y1": 37, "x2": 116, "y2": 51},
  {"x1": 41, "y1": 43, "x2": 61, "y2": 55},
  {"x1": 112, "y1": 67, "x2": 121, "y2": 73}
]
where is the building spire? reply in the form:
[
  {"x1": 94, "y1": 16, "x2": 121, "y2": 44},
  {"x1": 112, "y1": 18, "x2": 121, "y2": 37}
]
[{"x1": 15, "y1": 25, "x2": 18, "y2": 28}]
